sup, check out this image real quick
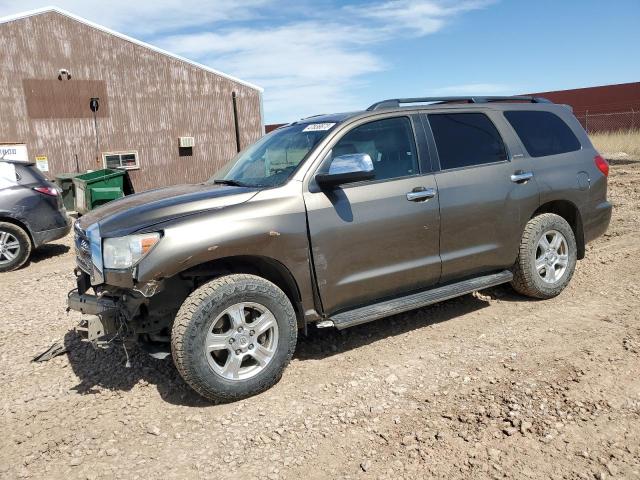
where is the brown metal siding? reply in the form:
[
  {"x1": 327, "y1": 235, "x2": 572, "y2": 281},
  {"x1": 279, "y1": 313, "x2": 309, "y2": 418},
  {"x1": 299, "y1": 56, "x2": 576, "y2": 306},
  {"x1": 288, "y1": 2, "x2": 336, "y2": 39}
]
[
  {"x1": 22, "y1": 79, "x2": 110, "y2": 118},
  {"x1": 530, "y1": 82, "x2": 640, "y2": 115},
  {"x1": 265, "y1": 123, "x2": 287, "y2": 133},
  {"x1": 0, "y1": 11, "x2": 263, "y2": 191}
]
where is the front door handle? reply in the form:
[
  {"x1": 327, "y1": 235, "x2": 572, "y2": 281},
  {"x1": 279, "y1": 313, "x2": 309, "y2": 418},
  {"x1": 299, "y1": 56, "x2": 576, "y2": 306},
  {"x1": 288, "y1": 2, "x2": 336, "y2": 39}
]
[
  {"x1": 406, "y1": 187, "x2": 436, "y2": 202},
  {"x1": 511, "y1": 171, "x2": 534, "y2": 183}
]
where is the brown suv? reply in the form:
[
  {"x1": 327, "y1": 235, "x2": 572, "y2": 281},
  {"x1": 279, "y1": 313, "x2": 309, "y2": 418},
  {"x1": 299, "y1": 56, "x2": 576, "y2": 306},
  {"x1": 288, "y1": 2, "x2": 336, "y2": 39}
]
[{"x1": 67, "y1": 96, "x2": 612, "y2": 402}]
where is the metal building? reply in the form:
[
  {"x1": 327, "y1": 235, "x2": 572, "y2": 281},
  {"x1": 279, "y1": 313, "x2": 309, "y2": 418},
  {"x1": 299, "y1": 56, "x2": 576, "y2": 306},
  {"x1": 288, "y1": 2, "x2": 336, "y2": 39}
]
[
  {"x1": 0, "y1": 7, "x2": 264, "y2": 192},
  {"x1": 529, "y1": 82, "x2": 640, "y2": 132}
]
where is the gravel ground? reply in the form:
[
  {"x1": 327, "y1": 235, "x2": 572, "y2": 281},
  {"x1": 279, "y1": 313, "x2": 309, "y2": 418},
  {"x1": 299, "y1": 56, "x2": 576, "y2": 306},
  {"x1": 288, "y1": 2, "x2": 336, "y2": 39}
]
[{"x1": 1, "y1": 160, "x2": 639, "y2": 479}]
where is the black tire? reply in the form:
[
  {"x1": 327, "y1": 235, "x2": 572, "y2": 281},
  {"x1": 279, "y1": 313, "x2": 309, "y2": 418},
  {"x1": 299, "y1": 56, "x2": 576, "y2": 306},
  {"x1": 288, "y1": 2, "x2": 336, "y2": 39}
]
[
  {"x1": 171, "y1": 274, "x2": 297, "y2": 403},
  {"x1": 511, "y1": 213, "x2": 577, "y2": 299},
  {"x1": 0, "y1": 222, "x2": 32, "y2": 272}
]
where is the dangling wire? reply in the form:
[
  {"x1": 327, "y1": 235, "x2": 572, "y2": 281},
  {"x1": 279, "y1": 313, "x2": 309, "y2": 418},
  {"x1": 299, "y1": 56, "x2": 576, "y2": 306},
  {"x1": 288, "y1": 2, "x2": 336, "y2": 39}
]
[{"x1": 123, "y1": 342, "x2": 131, "y2": 368}]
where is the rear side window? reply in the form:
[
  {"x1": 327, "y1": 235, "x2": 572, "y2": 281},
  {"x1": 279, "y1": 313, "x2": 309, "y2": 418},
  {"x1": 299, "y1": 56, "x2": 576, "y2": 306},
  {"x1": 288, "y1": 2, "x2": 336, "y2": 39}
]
[
  {"x1": 428, "y1": 113, "x2": 507, "y2": 170},
  {"x1": 16, "y1": 164, "x2": 47, "y2": 184},
  {"x1": 504, "y1": 111, "x2": 581, "y2": 157}
]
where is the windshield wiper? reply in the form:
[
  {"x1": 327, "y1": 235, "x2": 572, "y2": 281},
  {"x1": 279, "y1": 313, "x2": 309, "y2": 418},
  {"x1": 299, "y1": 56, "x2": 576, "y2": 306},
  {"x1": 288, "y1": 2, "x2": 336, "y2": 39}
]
[{"x1": 213, "y1": 179, "x2": 249, "y2": 187}]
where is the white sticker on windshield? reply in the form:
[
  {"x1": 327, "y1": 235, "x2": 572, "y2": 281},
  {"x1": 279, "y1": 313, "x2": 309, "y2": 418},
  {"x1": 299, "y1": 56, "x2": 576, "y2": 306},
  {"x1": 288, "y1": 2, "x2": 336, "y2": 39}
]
[{"x1": 303, "y1": 123, "x2": 335, "y2": 132}]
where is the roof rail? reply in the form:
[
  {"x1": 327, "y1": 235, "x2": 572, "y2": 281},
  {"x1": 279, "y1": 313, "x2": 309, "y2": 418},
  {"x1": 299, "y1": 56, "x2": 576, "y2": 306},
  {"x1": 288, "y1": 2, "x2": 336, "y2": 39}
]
[{"x1": 366, "y1": 96, "x2": 552, "y2": 111}]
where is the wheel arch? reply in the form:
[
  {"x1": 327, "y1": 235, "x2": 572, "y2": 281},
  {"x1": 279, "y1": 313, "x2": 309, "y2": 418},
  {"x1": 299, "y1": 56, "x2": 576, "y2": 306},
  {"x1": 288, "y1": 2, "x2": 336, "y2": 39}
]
[
  {"x1": 532, "y1": 200, "x2": 585, "y2": 259},
  {"x1": 0, "y1": 216, "x2": 34, "y2": 245},
  {"x1": 176, "y1": 255, "x2": 305, "y2": 328}
]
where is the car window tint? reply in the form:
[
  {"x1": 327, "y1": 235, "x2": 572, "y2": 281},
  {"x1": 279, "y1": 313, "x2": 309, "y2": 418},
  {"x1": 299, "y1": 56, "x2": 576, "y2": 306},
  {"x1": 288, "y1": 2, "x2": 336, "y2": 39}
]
[
  {"x1": 16, "y1": 164, "x2": 47, "y2": 184},
  {"x1": 329, "y1": 117, "x2": 418, "y2": 181},
  {"x1": 504, "y1": 110, "x2": 581, "y2": 157},
  {"x1": 428, "y1": 113, "x2": 507, "y2": 170}
]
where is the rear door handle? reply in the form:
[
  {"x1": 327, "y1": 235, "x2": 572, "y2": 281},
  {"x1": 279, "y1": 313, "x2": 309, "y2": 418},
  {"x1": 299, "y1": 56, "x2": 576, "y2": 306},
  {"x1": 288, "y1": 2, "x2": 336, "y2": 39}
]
[
  {"x1": 406, "y1": 187, "x2": 436, "y2": 202},
  {"x1": 511, "y1": 171, "x2": 534, "y2": 183}
]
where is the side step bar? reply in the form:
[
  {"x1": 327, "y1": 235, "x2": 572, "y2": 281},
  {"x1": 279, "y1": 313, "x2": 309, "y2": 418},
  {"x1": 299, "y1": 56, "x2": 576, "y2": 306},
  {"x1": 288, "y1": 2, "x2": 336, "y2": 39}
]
[{"x1": 329, "y1": 270, "x2": 513, "y2": 330}]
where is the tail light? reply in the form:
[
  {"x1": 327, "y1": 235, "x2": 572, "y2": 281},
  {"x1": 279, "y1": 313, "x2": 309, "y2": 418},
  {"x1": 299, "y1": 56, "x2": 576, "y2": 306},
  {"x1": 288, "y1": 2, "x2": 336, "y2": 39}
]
[
  {"x1": 594, "y1": 155, "x2": 609, "y2": 177},
  {"x1": 33, "y1": 186, "x2": 59, "y2": 196}
]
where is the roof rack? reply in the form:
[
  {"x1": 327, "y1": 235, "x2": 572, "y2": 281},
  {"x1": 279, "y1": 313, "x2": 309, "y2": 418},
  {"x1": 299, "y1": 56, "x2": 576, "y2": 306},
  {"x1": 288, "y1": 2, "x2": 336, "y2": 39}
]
[{"x1": 366, "y1": 96, "x2": 552, "y2": 111}]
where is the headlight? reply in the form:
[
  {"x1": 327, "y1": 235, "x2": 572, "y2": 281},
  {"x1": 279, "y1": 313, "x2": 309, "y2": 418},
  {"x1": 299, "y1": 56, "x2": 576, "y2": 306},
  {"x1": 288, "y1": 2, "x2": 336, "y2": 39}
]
[{"x1": 103, "y1": 233, "x2": 160, "y2": 269}]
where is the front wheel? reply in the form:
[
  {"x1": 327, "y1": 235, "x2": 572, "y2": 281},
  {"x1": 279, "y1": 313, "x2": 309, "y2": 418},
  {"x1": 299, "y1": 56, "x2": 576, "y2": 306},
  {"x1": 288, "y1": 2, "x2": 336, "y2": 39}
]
[
  {"x1": 511, "y1": 213, "x2": 577, "y2": 299},
  {"x1": 171, "y1": 274, "x2": 297, "y2": 403}
]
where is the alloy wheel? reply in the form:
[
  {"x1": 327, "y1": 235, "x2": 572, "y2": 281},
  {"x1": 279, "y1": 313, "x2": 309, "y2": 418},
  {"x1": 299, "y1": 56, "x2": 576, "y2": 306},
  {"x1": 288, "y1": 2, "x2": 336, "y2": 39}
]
[
  {"x1": 535, "y1": 229, "x2": 569, "y2": 284},
  {"x1": 204, "y1": 302, "x2": 279, "y2": 381},
  {"x1": 0, "y1": 230, "x2": 21, "y2": 266}
]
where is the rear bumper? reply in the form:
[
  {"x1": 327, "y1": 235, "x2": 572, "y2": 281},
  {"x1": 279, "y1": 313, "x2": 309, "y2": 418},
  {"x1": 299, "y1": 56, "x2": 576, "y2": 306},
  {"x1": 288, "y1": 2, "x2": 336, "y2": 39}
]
[
  {"x1": 583, "y1": 200, "x2": 612, "y2": 244},
  {"x1": 32, "y1": 216, "x2": 72, "y2": 248}
]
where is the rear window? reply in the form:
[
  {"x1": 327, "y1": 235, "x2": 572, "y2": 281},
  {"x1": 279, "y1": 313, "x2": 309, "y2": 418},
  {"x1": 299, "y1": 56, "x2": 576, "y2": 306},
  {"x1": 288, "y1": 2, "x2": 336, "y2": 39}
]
[
  {"x1": 504, "y1": 110, "x2": 581, "y2": 157},
  {"x1": 15, "y1": 163, "x2": 47, "y2": 184},
  {"x1": 428, "y1": 113, "x2": 507, "y2": 170}
]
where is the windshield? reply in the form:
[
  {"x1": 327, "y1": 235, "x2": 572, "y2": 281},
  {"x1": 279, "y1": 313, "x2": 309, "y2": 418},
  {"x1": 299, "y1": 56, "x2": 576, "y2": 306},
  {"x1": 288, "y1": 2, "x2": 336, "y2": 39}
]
[{"x1": 209, "y1": 123, "x2": 335, "y2": 187}]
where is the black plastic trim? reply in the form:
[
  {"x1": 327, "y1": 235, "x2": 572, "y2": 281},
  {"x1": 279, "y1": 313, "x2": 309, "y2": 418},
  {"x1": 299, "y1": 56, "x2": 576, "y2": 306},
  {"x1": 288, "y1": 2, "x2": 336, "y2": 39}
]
[{"x1": 330, "y1": 270, "x2": 513, "y2": 329}]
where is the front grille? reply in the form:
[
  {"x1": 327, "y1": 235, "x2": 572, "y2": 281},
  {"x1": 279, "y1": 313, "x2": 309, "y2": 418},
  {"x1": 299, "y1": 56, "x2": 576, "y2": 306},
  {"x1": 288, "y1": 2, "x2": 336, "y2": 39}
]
[{"x1": 74, "y1": 224, "x2": 92, "y2": 275}]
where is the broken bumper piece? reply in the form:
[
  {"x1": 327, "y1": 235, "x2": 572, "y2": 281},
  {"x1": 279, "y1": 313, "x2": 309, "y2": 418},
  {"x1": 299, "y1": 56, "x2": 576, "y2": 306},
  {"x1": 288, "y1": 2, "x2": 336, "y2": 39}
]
[{"x1": 68, "y1": 292, "x2": 118, "y2": 347}]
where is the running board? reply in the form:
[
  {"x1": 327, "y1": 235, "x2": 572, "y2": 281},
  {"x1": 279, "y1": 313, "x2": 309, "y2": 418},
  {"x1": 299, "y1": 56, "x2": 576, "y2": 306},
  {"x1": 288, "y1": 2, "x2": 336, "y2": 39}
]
[{"x1": 329, "y1": 270, "x2": 513, "y2": 330}]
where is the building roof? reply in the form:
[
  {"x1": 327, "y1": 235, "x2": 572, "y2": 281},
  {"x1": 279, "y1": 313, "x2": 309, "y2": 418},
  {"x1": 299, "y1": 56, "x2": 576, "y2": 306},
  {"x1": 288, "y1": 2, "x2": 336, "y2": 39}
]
[{"x1": 0, "y1": 6, "x2": 263, "y2": 92}]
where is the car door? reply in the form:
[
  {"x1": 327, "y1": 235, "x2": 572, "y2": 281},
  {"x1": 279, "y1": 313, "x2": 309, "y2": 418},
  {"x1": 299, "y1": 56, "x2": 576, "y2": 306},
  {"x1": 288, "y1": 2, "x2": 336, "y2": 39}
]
[
  {"x1": 422, "y1": 110, "x2": 540, "y2": 282},
  {"x1": 304, "y1": 115, "x2": 441, "y2": 314}
]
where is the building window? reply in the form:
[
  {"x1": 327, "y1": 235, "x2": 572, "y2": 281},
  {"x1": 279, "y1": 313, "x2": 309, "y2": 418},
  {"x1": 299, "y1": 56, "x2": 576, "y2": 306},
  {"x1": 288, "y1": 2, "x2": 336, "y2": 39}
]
[{"x1": 102, "y1": 151, "x2": 139, "y2": 170}]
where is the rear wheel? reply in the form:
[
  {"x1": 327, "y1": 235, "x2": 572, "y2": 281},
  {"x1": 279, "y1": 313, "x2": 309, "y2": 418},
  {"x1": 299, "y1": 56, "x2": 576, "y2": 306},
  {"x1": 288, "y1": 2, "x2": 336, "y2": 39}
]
[
  {"x1": 511, "y1": 213, "x2": 577, "y2": 299},
  {"x1": 0, "y1": 222, "x2": 31, "y2": 272},
  {"x1": 171, "y1": 274, "x2": 297, "y2": 403}
]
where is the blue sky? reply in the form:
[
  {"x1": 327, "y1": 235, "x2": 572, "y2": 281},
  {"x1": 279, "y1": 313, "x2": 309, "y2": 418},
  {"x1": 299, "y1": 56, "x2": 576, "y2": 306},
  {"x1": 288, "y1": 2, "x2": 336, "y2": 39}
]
[{"x1": 1, "y1": 0, "x2": 639, "y2": 122}]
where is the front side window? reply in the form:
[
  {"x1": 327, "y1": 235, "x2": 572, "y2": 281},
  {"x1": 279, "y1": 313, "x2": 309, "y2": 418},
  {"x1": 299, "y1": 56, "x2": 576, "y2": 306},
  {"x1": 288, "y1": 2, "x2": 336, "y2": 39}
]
[
  {"x1": 325, "y1": 117, "x2": 418, "y2": 181},
  {"x1": 429, "y1": 113, "x2": 507, "y2": 170},
  {"x1": 504, "y1": 110, "x2": 581, "y2": 157},
  {"x1": 211, "y1": 123, "x2": 333, "y2": 187}
]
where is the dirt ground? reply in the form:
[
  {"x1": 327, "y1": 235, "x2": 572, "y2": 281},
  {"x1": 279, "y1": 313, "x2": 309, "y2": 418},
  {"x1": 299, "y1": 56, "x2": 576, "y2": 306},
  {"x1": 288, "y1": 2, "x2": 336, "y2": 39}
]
[{"x1": 1, "y1": 160, "x2": 639, "y2": 480}]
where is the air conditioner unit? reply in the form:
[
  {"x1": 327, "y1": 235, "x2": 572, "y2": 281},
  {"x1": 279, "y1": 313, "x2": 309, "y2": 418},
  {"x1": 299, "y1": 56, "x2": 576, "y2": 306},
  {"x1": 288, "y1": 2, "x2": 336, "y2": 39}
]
[{"x1": 179, "y1": 136, "x2": 195, "y2": 148}]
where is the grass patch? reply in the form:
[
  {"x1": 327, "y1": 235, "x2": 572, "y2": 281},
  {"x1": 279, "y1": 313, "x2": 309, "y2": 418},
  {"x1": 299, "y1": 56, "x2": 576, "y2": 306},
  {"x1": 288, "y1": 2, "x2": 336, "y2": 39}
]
[{"x1": 589, "y1": 129, "x2": 640, "y2": 159}]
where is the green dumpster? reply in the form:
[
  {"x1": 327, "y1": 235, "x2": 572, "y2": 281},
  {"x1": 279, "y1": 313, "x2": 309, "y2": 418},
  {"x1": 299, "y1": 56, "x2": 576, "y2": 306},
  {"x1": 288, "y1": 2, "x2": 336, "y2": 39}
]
[
  {"x1": 54, "y1": 172, "x2": 82, "y2": 211},
  {"x1": 73, "y1": 169, "x2": 126, "y2": 214}
]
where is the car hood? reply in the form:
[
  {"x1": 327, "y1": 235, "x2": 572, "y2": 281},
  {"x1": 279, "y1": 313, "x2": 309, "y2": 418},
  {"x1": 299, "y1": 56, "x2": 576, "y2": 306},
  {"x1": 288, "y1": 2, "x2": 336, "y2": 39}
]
[{"x1": 77, "y1": 183, "x2": 260, "y2": 237}]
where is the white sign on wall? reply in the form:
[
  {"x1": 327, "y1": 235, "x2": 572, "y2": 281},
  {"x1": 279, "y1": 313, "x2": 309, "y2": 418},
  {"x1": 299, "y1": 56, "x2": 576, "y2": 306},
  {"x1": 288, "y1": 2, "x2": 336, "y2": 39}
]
[{"x1": 0, "y1": 144, "x2": 29, "y2": 162}]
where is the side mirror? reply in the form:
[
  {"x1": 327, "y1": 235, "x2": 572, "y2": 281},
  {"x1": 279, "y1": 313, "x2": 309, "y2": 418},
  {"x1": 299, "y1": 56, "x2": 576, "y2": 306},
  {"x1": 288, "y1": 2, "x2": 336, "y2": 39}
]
[{"x1": 315, "y1": 153, "x2": 375, "y2": 188}]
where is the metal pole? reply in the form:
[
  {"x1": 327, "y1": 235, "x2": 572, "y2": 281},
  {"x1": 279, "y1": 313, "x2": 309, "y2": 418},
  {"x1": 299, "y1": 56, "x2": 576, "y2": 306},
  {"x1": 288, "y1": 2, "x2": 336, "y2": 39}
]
[
  {"x1": 90, "y1": 97, "x2": 100, "y2": 167},
  {"x1": 232, "y1": 91, "x2": 241, "y2": 153},
  {"x1": 585, "y1": 110, "x2": 589, "y2": 133},
  {"x1": 93, "y1": 111, "x2": 99, "y2": 158}
]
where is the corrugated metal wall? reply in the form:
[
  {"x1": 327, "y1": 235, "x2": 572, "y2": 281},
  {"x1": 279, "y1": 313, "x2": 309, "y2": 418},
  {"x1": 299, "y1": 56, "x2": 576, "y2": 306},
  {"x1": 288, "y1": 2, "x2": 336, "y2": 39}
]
[
  {"x1": 530, "y1": 82, "x2": 640, "y2": 133},
  {"x1": 530, "y1": 82, "x2": 640, "y2": 115},
  {"x1": 0, "y1": 11, "x2": 263, "y2": 191}
]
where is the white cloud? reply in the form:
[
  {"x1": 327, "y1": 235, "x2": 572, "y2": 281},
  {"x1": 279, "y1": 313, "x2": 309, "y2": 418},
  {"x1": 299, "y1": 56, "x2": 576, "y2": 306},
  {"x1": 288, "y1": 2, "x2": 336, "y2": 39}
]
[
  {"x1": 0, "y1": 0, "x2": 495, "y2": 121},
  {"x1": 430, "y1": 83, "x2": 516, "y2": 95},
  {"x1": 355, "y1": 0, "x2": 494, "y2": 36},
  {"x1": 158, "y1": 1, "x2": 494, "y2": 121},
  {"x1": 159, "y1": 21, "x2": 386, "y2": 119},
  {"x1": 0, "y1": 0, "x2": 270, "y2": 35}
]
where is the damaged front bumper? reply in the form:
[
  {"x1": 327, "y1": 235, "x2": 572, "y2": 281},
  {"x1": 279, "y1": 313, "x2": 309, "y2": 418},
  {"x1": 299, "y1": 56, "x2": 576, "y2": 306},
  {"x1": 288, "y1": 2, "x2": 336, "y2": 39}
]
[
  {"x1": 68, "y1": 291, "x2": 119, "y2": 346},
  {"x1": 67, "y1": 286, "x2": 173, "y2": 360}
]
